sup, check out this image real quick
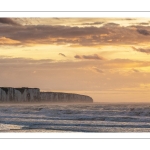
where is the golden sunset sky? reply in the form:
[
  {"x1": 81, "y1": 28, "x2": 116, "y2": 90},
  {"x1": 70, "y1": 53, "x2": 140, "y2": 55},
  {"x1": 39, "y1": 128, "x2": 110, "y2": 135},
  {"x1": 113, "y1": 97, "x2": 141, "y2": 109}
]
[{"x1": 1, "y1": 18, "x2": 150, "y2": 102}]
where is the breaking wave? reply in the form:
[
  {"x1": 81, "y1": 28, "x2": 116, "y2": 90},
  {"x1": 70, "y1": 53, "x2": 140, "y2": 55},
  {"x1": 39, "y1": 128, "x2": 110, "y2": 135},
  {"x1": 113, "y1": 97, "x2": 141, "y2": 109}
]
[{"x1": 1, "y1": 103, "x2": 150, "y2": 132}]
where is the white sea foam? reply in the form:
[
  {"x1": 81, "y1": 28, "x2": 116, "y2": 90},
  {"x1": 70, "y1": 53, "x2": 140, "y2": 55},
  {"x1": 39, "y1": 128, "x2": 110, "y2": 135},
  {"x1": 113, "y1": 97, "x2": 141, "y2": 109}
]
[{"x1": 0, "y1": 123, "x2": 23, "y2": 131}]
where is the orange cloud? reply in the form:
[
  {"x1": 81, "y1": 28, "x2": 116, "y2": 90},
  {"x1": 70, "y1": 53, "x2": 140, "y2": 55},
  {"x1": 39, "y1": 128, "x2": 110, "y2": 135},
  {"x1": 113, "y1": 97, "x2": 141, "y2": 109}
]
[
  {"x1": 74, "y1": 54, "x2": 106, "y2": 60},
  {"x1": 132, "y1": 46, "x2": 150, "y2": 54},
  {"x1": 0, "y1": 37, "x2": 21, "y2": 45}
]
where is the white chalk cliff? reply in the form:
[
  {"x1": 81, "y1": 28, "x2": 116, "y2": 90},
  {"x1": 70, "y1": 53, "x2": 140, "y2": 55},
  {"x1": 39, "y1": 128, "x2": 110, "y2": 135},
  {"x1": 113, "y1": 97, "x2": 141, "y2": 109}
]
[
  {"x1": 0, "y1": 87, "x2": 93, "y2": 103},
  {"x1": 40, "y1": 92, "x2": 93, "y2": 103}
]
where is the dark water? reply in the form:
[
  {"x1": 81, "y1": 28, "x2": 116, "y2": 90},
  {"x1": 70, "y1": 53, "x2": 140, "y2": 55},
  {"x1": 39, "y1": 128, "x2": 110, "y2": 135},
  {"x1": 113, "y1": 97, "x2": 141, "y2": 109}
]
[{"x1": 0, "y1": 103, "x2": 150, "y2": 132}]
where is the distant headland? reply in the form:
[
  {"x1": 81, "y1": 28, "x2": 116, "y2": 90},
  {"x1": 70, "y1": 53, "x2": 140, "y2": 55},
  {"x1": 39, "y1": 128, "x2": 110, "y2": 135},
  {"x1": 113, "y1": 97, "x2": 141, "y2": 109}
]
[{"x1": 0, "y1": 87, "x2": 93, "y2": 103}]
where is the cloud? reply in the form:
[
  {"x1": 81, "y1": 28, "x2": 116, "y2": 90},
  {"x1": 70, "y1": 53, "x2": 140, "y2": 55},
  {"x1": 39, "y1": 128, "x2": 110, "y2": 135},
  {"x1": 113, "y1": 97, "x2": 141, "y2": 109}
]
[
  {"x1": 138, "y1": 22, "x2": 149, "y2": 25},
  {"x1": 82, "y1": 22, "x2": 104, "y2": 26},
  {"x1": 132, "y1": 68, "x2": 140, "y2": 73},
  {"x1": 0, "y1": 25, "x2": 110, "y2": 46},
  {"x1": 1, "y1": 20, "x2": 150, "y2": 47},
  {"x1": 74, "y1": 54, "x2": 105, "y2": 60},
  {"x1": 132, "y1": 47, "x2": 150, "y2": 54},
  {"x1": 1, "y1": 56, "x2": 150, "y2": 73},
  {"x1": 92, "y1": 67, "x2": 104, "y2": 73},
  {"x1": 104, "y1": 23, "x2": 120, "y2": 27},
  {"x1": 0, "y1": 37, "x2": 21, "y2": 45},
  {"x1": 0, "y1": 18, "x2": 20, "y2": 26},
  {"x1": 137, "y1": 29, "x2": 150, "y2": 35},
  {"x1": 125, "y1": 18, "x2": 136, "y2": 20},
  {"x1": 74, "y1": 55, "x2": 82, "y2": 59},
  {"x1": 0, "y1": 56, "x2": 53, "y2": 65},
  {"x1": 59, "y1": 53, "x2": 66, "y2": 57}
]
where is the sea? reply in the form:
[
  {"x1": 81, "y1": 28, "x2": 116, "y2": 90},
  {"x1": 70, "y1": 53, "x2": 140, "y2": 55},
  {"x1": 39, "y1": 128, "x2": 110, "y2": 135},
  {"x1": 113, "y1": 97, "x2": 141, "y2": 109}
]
[{"x1": 0, "y1": 102, "x2": 150, "y2": 132}]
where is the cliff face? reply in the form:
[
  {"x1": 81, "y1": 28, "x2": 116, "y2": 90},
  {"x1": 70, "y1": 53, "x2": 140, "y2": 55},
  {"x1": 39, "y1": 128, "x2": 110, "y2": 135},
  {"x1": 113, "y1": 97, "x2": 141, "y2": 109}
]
[
  {"x1": 0, "y1": 87, "x2": 40, "y2": 102},
  {"x1": 40, "y1": 92, "x2": 93, "y2": 103},
  {"x1": 0, "y1": 87, "x2": 93, "y2": 103}
]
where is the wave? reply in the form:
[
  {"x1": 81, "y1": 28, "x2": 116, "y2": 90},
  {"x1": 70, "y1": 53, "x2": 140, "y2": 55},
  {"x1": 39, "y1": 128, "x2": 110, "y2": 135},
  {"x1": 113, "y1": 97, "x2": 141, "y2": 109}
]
[{"x1": 1, "y1": 103, "x2": 150, "y2": 132}]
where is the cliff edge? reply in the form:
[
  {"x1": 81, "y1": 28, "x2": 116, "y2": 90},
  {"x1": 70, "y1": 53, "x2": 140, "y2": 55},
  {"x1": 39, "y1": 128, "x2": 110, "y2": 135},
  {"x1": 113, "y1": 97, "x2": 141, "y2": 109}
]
[
  {"x1": 0, "y1": 87, "x2": 93, "y2": 103},
  {"x1": 40, "y1": 92, "x2": 93, "y2": 103}
]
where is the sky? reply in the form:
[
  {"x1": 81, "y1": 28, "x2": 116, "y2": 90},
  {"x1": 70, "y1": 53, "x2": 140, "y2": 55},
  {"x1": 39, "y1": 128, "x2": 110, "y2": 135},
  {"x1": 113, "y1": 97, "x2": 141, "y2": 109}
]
[{"x1": 0, "y1": 17, "x2": 150, "y2": 102}]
